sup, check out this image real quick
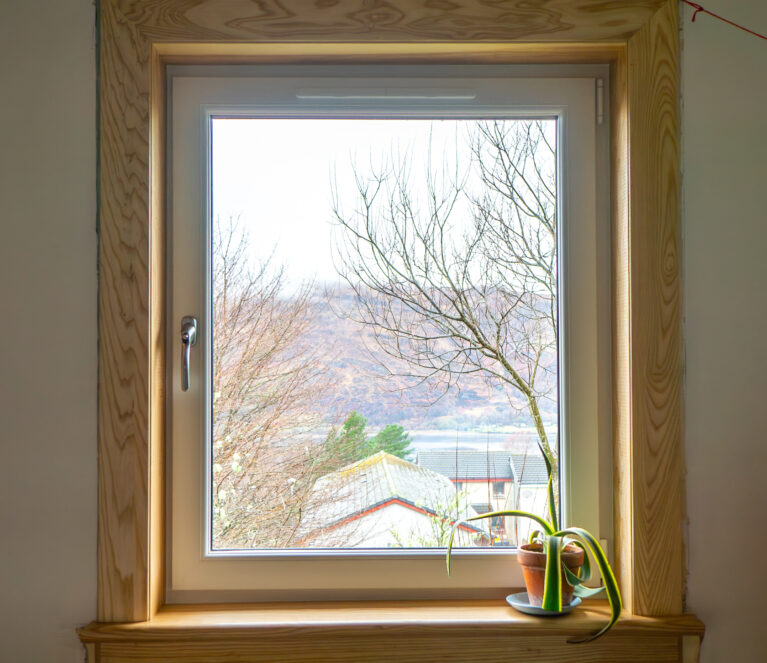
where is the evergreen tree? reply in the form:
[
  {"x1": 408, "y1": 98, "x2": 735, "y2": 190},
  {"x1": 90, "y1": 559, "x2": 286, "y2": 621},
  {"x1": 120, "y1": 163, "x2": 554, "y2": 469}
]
[
  {"x1": 322, "y1": 413, "x2": 414, "y2": 470},
  {"x1": 322, "y1": 411, "x2": 369, "y2": 468},
  {"x1": 366, "y1": 424, "x2": 414, "y2": 460}
]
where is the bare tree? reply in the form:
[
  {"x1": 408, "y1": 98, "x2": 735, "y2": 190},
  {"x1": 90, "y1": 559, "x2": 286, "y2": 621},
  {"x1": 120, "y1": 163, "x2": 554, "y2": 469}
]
[
  {"x1": 331, "y1": 120, "x2": 558, "y2": 468},
  {"x1": 212, "y1": 216, "x2": 335, "y2": 548},
  {"x1": 389, "y1": 491, "x2": 483, "y2": 548}
]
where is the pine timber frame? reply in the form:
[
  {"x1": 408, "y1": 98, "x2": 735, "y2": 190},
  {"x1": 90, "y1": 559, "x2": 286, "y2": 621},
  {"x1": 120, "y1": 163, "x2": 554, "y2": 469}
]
[{"x1": 91, "y1": 0, "x2": 692, "y2": 657}]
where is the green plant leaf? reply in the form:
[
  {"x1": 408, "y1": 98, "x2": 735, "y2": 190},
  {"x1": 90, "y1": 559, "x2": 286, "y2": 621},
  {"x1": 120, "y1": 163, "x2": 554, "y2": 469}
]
[
  {"x1": 445, "y1": 510, "x2": 555, "y2": 575},
  {"x1": 541, "y1": 535, "x2": 563, "y2": 612},
  {"x1": 572, "y1": 540, "x2": 591, "y2": 581},
  {"x1": 562, "y1": 550, "x2": 603, "y2": 601},
  {"x1": 537, "y1": 440, "x2": 558, "y2": 531},
  {"x1": 555, "y1": 527, "x2": 622, "y2": 643},
  {"x1": 573, "y1": 584, "x2": 606, "y2": 599},
  {"x1": 563, "y1": 561, "x2": 605, "y2": 598},
  {"x1": 560, "y1": 539, "x2": 591, "y2": 583},
  {"x1": 563, "y1": 562, "x2": 582, "y2": 588},
  {"x1": 466, "y1": 509, "x2": 556, "y2": 534}
]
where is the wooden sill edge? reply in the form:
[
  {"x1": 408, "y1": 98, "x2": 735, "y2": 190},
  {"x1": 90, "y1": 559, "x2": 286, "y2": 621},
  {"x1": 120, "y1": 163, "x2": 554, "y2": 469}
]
[{"x1": 78, "y1": 600, "x2": 704, "y2": 643}]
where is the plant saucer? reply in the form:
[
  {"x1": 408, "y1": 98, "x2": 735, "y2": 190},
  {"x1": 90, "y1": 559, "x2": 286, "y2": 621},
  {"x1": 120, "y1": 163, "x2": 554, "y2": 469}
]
[{"x1": 505, "y1": 592, "x2": 581, "y2": 617}]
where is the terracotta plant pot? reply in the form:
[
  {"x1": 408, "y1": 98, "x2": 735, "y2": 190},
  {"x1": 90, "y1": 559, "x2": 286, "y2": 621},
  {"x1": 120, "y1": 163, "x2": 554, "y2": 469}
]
[{"x1": 517, "y1": 542, "x2": 585, "y2": 608}]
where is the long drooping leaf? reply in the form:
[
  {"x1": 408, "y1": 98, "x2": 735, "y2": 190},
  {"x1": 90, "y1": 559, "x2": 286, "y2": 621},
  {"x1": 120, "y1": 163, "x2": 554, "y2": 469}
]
[
  {"x1": 537, "y1": 440, "x2": 558, "y2": 531},
  {"x1": 541, "y1": 535, "x2": 563, "y2": 612},
  {"x1": 573, "y1": 583, "x2": 608, "y2": 599},
  {"x1": 555, "y1": 527, "x2": 622, "y2": 643},
  {"x1": 573, "y1": 540, "x2": 591, "y2": 581},
  {"x1": 561, "y1": 541, "x2": 591, "y2": 584},
  {"x1": 445, "y1": 510, "x2": 555, "y2": 575},
  {"x1": 563, "y1": 562, "x2": 607, "y2": 599},
  {"x1": 462, "y1": 509, "x2": 555, "y2": 534},
  {"x1": 563, "y1": 562, "x2": 582, "y2": 587}
]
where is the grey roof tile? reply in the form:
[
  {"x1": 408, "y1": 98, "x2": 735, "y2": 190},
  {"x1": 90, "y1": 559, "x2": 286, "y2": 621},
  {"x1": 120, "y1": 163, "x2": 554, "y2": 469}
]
[
  {"x1": 298, "y1": 451, "x2": 486, "y2": 536},
  {"x1": 415, "y1": 449, "x2": 550, "y2": 485},
  {"x1": 416, "y1": 450, "x2": 515, "y2": 480},
  {"x1": 510, "y1": 453, "x2": 549, "y2": 485}
]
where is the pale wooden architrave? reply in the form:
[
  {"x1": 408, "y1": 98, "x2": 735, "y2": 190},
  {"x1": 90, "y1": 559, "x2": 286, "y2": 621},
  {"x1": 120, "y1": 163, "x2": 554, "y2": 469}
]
[
  {"x1": 97, "y1": 0, "x2": 682, "y2": 625},
  {"x1": 79, "y1": 601, "x2": 704, "y2": 663},
  {"x1": 615, "y1": 0, "x2": 684, "y2": 617}
]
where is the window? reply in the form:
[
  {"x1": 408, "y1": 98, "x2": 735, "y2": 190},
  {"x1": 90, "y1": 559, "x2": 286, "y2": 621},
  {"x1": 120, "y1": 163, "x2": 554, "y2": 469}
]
[
  {"x1": 168, "y1": 65, "x2": 610, "y2": 601},
  {"x1": 91, "y1": 2, "x2": 687, "y2": 634}
]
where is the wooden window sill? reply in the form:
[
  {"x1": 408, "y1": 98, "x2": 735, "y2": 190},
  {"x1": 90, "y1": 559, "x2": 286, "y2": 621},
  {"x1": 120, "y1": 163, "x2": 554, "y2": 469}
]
[{"x1": 79, "y1": 600, "x2": 704, "y2": 662}]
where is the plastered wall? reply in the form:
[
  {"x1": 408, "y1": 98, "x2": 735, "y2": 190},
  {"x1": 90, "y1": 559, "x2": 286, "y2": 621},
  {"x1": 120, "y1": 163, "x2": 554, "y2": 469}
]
[
  {"x1": 0, "y1": 1, "x2": 97, "y2": 661},
  {"x1": 682, "y1": 2, "x2": 767, "y2": 661}
]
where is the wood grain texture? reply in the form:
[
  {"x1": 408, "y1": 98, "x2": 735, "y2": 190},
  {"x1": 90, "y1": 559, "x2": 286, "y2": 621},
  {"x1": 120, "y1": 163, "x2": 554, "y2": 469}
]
[
  {"x1": 91, "y1": 635, "x2": 682, "y2": 663},
  {"x1": 96, "y1": 0, "x2": 686, "y2": 627},
  {"x1": 98, "y1": 0, "x2": 153, "y2": 622},
  {"x1": 79, "y1": 600, "x2": 705, "y2": 639},
  {"x1": 624, "y1": 0, "x2": 684, "y2": 616},
  {"x1": 611, "y1": 45, "x2": 633, "y2": 613},
  {"x1": 80, "y1": 601, "x2": 703, "y2": 662},
  {"x1": 119, "y1": 0, "x2": 664, "y2": 43},
  {"x1": 148, "y1": 46, "x2": 167, "y2": 619},
  {"x1": 154, "y1": 41, "x2": 625, "y2": 65}
]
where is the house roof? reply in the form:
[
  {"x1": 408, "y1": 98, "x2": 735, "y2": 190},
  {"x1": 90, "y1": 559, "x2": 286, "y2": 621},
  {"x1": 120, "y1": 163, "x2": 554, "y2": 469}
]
[
  {"x1": 298, "y1": 451, "x2": 486, "y2": 537},
  {"x1": 510, "y1": 453, "x2": 549, "y2": 485},
  {"x1": 415, "y1": 449, "x2": 549, "y2": 485},
  {"x1": 471, "y1": 502, "x2": 492, "y2": 514},
  {"x1": 415, "y1": 450, "x2": 515, "y2": 480}
]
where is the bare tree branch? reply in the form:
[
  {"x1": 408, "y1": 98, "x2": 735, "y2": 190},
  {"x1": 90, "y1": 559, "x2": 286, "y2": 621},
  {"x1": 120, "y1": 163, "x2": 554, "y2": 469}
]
[{"x1": 331, "y1": 121, "x2": 559, "y2": 468}]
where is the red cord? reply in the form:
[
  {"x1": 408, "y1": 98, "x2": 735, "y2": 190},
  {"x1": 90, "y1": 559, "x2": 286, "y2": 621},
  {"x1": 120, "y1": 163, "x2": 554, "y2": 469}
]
[{"x1": 680, "y1": 0, "x2": 767, "y2": 42}]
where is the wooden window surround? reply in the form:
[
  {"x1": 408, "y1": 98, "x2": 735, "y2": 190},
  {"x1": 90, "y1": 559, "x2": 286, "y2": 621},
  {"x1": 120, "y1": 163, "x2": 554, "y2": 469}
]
[{"x1": 82, "y1": 0, "x2": 703, "y2": 660}]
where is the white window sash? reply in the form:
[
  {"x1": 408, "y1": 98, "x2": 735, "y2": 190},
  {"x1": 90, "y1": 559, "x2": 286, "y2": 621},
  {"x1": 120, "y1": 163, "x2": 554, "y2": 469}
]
[{"x1": 167, "y1": 65, "x2": 609, "y2": 601}]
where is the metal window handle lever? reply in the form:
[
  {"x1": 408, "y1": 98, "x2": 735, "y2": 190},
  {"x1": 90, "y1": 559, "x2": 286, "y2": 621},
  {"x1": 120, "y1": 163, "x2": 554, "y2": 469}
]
[{"x1": 180, "y1": 316, "x2": 198, "y2": 392}]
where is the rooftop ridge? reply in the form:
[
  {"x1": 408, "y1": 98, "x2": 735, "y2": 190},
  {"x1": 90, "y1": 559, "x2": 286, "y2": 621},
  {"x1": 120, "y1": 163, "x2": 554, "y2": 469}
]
[
  {"x1": 334, "y1": 450, "x2": 390, "y2": 479},
  {"x1": 380, "y1": 452, "x2": 395, "y2": 495}
]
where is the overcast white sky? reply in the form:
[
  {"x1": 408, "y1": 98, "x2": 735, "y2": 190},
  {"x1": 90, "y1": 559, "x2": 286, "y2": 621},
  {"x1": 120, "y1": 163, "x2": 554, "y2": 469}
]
[{"x1": 212, "y1": 118, "x2": 479, "y2": 285}]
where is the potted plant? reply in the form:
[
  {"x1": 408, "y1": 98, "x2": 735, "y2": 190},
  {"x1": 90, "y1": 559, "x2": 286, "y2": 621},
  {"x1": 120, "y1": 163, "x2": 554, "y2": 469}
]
[{"x1": 446, "y1": 443, "x2": 622, "y2": 643}]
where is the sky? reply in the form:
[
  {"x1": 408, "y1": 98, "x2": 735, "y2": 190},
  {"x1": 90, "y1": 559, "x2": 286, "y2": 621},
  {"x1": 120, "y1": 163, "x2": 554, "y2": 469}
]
[
  {"x1": 210, "y1": 117, "x2": 561, "y2": 450},
  {"x1": 212, "y1": 118, "x2": 487, "y2": 287}
]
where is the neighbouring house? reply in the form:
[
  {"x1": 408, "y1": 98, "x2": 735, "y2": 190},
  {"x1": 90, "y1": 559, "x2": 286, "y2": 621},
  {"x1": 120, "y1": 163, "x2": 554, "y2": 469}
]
[
  {"x1": 415, "y1": 450, "x2": 549, "y2": 545},
  {"x1": 297, "y1": 451, "x2": 488, "y2": 548},
  {"x1": 508, "y1": 453, "x2": 550, "y2": 545}
]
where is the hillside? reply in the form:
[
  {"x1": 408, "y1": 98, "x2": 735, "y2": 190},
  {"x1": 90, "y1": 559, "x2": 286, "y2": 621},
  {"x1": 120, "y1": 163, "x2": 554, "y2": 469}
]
[{"x1": 302, "y1": 286, "x2": 558, "y2": 433}]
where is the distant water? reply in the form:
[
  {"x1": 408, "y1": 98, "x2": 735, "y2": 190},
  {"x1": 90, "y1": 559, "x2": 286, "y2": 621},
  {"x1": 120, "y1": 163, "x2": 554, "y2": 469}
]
[
  {"x1": 299, "y1": 428, "x2": 552, "y2": 455},
  {"x1": 408, "y1": 430, "x2": 546, "y2": 454}
]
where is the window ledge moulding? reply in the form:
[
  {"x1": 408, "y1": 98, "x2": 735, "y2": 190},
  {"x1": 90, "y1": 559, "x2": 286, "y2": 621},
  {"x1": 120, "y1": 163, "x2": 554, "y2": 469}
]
[{"x1": 79, "y1": 600, "x2": 704, "y2": 663}]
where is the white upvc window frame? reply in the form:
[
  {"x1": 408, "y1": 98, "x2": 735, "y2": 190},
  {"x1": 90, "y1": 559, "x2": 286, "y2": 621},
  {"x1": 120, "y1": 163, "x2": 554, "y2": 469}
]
[{"x1": 167, "y1": 64, "x2": 611, "y2": 603}]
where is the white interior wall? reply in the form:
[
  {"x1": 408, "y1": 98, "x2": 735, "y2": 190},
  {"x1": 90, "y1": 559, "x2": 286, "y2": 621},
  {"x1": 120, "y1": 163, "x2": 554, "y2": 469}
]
[
  {"x1": 0, "y1": 1, "x2": 97, "y2": 661},
  {"x1": 682, "y1": 2, "x2": 767, "y2": 661},
  {"x1": 0, "y1": 0, "x2": 765, "y2": 661}
]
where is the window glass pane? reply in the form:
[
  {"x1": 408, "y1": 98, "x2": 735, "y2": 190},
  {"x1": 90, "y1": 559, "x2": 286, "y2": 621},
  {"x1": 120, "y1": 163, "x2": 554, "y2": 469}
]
[{"x1": 211, "y1": 118, "x2": 558, "y2": 550}]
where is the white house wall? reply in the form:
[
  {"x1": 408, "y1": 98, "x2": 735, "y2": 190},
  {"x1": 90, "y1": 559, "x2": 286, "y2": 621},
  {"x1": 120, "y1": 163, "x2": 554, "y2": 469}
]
[
  {"x1": 306, "y1": 502, "x2": 477, "y2": 548},
  {"x1": 506, "y1": 485, "x2": 548, "y2": 546},
  {"x1": 459, "y1": 481, "x2": 512, "y2": 512}
]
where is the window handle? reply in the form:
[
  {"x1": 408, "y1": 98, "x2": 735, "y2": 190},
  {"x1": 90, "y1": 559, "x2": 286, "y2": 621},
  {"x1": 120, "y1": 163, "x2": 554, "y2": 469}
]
[{"x1": 180, "y1": 316, "x2": 198, "y2": 392}]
